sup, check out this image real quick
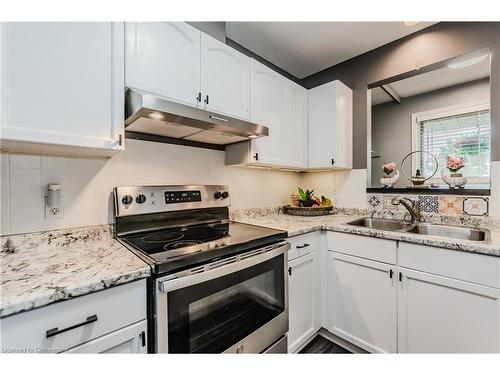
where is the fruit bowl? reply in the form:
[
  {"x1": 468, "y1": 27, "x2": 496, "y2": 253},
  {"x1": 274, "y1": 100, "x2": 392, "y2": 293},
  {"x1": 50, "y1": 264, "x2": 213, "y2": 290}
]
[{"x1": 282, "y1": 205, "x2": 334, "y2": 216}]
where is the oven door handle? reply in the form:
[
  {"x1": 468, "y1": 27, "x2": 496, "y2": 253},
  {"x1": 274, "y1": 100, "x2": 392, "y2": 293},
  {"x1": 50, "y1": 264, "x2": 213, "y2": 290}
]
[{"x1": 158, "y1": 241, "x2": 290, "y2": 293}]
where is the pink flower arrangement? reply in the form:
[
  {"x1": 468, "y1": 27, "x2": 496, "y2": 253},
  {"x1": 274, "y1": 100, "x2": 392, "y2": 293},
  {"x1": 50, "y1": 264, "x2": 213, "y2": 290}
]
[
  {"x1": 446, "y1": 156, "x2": 465, "y2": 172},
  {"x1": 382, "y1": 162, "x2": 397, "y2": 176}
]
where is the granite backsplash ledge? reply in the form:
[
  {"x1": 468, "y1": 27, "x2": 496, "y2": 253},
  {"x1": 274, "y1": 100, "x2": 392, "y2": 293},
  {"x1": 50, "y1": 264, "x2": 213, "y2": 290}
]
[{"x1": 230, "y1": 206, "x2": 500, "y2": 231}]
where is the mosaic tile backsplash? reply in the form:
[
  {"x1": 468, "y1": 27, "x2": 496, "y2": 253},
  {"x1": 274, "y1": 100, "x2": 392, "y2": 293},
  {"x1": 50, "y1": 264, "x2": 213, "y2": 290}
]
[{"x1": 367, "y1": 194, "x2": 490, "y2": 218}]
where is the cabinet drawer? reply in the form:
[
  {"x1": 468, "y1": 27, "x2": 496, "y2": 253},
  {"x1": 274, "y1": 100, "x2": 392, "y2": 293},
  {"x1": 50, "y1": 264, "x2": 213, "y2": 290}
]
[
  {"x1": 288, "y1": 231, "x2": 322, "y2": 261},
  {"x1": 399, "y1": 242, "x2": 500, "y2": 289},
  {"x1": 327, "y1": 232, "x2": 396, "y2": 264},
  {"x1": 1, "y1": 279, "x2": 146, "y2": 353},
  {"x1": 65, "y1": 320, "x2": 148, "y2": 353}
]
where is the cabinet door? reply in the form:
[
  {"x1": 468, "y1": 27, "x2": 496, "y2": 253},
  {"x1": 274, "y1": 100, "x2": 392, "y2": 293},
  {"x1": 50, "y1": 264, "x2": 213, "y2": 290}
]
[
  {"x1": 1, "y1": 22, "x2": 124, "y2": 154},
  {"x1": 325, "y1": 251, "x2": 397, "y2": 353},
  {"x1": 126, "y1": 22, "x2": 201, "y2": 107},
  {"x1": 398, "y1": 268, "x2": 500, "y2": 353},
  {"x1": 288, "y1": 251, "x2": 321, "y2": 353},
  {"x1": 285, "y1": 82, "x2": 308, "y2": 168},
  {"x1": 249, "y1": 60, "x2": 288, "y2": 165},
  {"x1": 201, "y1": 34, "x2": 250, "y2": 120},
  {"x1": 308, "y1": 80, "x2": 352, "y2": 169},
  {"x1": 66, "y1": 320, "x2": 147, "y2": 353}
]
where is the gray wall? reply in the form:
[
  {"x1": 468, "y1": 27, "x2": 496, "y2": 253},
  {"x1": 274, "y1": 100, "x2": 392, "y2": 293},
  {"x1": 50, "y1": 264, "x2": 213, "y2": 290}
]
[
  {"x1": 189, "y1": 22, "x2": 302, "y2": 85},
  {"x1": 188, "y1": 22, "x2": 500, "y2": 168},
  {"x1": 302, "y1": 22, "x2": 500, "y2": 168},
  {"x1": 370, "y1": 79, "x2": 490, "y2": 187}
]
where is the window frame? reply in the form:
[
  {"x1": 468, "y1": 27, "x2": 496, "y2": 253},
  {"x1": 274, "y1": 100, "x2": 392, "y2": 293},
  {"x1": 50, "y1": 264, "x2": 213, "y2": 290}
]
[{"x1": 411, "y1": 99, "x2": 491, "y2": 184}]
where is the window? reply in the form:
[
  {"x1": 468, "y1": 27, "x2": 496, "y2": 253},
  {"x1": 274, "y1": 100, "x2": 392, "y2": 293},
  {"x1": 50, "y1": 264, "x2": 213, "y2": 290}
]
[{"x1": 411, "y1": 101, "x2": 491, "y2": 182}]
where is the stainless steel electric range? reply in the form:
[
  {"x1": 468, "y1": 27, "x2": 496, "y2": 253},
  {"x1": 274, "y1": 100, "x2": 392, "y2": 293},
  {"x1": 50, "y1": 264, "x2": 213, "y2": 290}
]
[{"x1": 113, "y1": 185, "x2": 289, "y2": 354}]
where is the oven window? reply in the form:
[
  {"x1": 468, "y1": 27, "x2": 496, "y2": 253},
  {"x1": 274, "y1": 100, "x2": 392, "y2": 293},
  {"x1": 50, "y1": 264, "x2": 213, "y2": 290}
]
[{"x1": 167, "y1": 254, "x2": 285, "y2": 353}]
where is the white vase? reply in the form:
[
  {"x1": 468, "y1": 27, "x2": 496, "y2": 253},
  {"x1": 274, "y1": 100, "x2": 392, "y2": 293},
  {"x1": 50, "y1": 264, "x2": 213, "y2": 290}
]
[
  {"x1": 380, "y1": 170, "x2": 399, "y2": 188},
  {"x1": 441, "y1": 170, "x2": 467, "y2": 188}
]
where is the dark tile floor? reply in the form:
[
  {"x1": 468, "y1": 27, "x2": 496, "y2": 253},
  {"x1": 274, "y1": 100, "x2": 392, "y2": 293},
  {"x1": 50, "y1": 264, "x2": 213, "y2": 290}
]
[{"x1": 299, "y1": 335, "x2": 352, "y2": 354}]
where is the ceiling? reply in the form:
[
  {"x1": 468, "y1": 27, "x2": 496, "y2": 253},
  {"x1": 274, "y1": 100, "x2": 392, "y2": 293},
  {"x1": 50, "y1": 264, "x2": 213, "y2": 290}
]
[
  {"x1": 371, "y1": 51, "x2": 491, "y2": 106},
  {"x1": 225, "y1": 22, "x2": 437, "y2": 79}
]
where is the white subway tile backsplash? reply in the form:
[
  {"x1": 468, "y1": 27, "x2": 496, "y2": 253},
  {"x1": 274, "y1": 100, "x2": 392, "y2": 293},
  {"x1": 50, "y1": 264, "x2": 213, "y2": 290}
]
[
  {"x1": 0, "y1": 153, "x2": 9, "y2": 169},
  {"x1": 3, "y1": 138, "x2": 498, "y2": 236},
  {"x1": 9, "y1": 168, "x2": 43, "y2": 234},
  {"x1": 41, "y1": 156, "x2": 71, "y2": 170},
  {"x1": 0, "y1": 168, "x2": 10, "y2": 234},
  {"x1": 9, "y1": 154, "x2": 41, "y2": 169}
]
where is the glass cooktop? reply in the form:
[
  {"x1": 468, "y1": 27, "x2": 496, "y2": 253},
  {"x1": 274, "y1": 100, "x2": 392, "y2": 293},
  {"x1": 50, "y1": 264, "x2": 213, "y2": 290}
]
[{"x1": 120, "y1": 221, "x2": 287, "y2": 275}]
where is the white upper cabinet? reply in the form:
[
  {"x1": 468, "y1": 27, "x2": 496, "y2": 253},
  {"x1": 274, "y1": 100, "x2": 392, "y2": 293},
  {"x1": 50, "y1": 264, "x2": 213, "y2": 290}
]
[
  {"x1": 0, "y1": 22, "x2": 125, "y2": 157},
  {"x1": 248, "y1": 59, "x2": 289, "y2": 165},
  {"x1": 308, "y1": 80, "x2": 353, "y2": 169},
  {"x1": 126, "y1": 23, "x2": 250, "y2": 120},
  {"x1": 285, "y1": 82, "x2": 308, "y2": 168},
  {"x1": 126, "y1": 22, "x2": 201, "y2": 107},
  {"x1": 201, "y1": 33, "x2": 250, "y2": 119},
  {"x1": 225, "y1": 59, "x2": 308, "y2": 169}
]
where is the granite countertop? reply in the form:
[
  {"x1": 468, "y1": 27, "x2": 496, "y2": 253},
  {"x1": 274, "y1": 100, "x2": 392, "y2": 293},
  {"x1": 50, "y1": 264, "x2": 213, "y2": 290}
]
[
  {"x1": 231, "y1": 208, "x2": 500, "y2": 257},
  {"x1": 0, "y1": 225, "x2": 150, "y2": 318}
]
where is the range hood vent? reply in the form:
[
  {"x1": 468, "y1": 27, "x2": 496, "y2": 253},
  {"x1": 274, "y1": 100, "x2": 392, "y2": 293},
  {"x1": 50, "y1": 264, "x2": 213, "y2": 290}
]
[{"x1": 124, "y1": 89, "x2": 268, "y2": 148}]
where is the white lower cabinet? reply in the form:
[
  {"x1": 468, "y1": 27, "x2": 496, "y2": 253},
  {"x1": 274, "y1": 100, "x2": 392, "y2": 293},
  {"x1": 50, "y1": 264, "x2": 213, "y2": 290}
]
[
  {"x1": 398, "y1": 267, "x2": 500, "y2": 353},
  {"x1": 325, "y1": 251, "x2": 397, "y2": 353},
  {"x1": 288, "y1": 250, "x2": 321, "y2": 353},
  {"x1": 0, "y1": 279, "x2": 147, "y2": 353},
  {"x1": 66, "y1": 320, "x2": 147, "y2": 353},
  {"x1": 322, "y1": 234, "x2": 500, "y2": 353}
]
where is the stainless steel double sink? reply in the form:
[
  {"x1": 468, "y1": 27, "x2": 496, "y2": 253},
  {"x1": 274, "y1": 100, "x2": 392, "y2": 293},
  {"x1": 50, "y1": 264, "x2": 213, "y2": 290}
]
[{"x1": 347, "y1": 217, "x2": 491, "y2": 243}]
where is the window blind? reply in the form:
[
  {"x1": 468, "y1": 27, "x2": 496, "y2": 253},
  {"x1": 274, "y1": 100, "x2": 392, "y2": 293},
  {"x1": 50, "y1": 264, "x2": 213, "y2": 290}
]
[{"x1": 419, "y1": 109, "x2": 491, "y2": 177}]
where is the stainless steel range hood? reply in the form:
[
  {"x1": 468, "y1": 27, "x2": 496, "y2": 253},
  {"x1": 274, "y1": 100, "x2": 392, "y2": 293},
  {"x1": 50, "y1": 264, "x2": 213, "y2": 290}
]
[{"x1": 124, "y1": 89, "x2": 268, "y2": 146}]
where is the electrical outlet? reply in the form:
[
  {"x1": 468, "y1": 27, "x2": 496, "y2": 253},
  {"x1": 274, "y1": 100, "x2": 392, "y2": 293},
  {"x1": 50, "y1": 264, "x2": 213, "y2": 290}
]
[
  {"x1": 49, "y1": 207, "x2": 60, "y2": 216},
  {"x1": 45, "y1": 197, "x2": 63, "y2": 220}
]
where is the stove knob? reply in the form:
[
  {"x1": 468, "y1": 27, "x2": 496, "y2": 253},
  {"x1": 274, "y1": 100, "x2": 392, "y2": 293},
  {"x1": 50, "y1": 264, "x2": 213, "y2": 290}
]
[
  {"x1": 135, "y1": 194, "x2": 146, "y2": 204},
  {"x1": 121, "y1": 195, "x2": 133, "y2": 205},
  {"x1": 213, "y1": 191, "x2": 222, "y2": 199},
  {"x1": 221, "y1": 191, "x2": 229, "y2": 199}
]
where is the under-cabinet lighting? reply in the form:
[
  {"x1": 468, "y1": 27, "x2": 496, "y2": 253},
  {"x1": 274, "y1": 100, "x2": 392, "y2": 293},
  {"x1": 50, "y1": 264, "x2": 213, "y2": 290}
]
[
  {"x1": 404, "y1": 21, "x2": 420, "y2": 26},
  {"x1": 148, "y1": 112, "x2": 164, "y2": 120},
  {"x1": 245, "y1": 165, "x2": 273, "y2": 170},
  {"x1": 448, "y1": 52, "x2": 490, "y2": 69}
]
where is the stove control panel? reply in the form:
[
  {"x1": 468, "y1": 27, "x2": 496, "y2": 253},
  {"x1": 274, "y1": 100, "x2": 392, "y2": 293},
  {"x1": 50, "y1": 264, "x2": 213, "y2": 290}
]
[
  {"x1": 114, "y1": 185, "x2": 230, "y2": 217},
  {"x1": 213, "y1": 191, "x2": 229, "y2": 200},
  {"x1": 165, "y1": 190, "x2": 202, "y2": 204}
]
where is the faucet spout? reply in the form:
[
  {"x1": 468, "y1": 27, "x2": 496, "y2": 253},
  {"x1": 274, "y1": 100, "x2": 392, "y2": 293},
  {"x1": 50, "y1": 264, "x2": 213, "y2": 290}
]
[{"x1": 391, "y1": 197, "x2": 421, "y2": 222}]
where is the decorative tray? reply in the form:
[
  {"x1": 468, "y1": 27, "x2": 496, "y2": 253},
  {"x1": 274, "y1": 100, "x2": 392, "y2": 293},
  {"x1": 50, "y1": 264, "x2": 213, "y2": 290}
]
[{"x1": 282, "y1": 205, "x2": 333, "y2": 216}]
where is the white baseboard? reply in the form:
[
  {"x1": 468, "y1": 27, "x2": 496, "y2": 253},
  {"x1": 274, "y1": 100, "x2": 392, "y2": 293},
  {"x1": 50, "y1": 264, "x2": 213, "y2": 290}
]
[{"x1": 317, "y1": 328, "x2": 369, "y2": 354}]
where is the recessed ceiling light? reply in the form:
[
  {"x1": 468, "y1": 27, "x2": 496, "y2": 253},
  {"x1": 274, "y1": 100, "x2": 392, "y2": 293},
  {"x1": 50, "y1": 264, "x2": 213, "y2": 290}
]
[
  {"x1": 448, "y1": 52, "x2": 490, "y2": 69},
  {"x1": 404, "y1": 21, "x2": 420, "y2": 26}
]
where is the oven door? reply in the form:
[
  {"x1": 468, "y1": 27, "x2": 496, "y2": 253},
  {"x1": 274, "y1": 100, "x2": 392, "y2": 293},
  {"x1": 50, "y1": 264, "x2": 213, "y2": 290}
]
[{"x1": 155, "y1": 241, "x2": 289, "y2": 353}]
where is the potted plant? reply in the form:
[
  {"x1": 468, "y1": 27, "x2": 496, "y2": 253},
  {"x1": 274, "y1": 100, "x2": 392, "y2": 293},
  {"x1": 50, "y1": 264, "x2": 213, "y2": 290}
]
[
  {"x1": 380, "y1": 162, "x2": 399, "y2": 188},
  {"x1": 441, "y1": 156, "x2": 467, "y2": 188},
  {"x1": 297, "y1": 187, "x2": 320, "y2": 207}
]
